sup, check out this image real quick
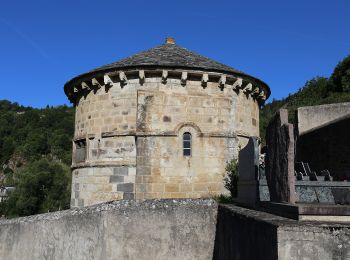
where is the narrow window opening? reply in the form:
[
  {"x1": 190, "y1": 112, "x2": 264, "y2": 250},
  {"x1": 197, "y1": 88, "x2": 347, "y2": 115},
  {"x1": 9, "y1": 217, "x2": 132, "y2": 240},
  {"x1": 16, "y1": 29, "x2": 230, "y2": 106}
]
[
  {"x1": 183, "y1": 132, "x2": 192, "y2": 156},
  {"x1": 75, "y1": 139, "x2": 86, "y2": 163}
]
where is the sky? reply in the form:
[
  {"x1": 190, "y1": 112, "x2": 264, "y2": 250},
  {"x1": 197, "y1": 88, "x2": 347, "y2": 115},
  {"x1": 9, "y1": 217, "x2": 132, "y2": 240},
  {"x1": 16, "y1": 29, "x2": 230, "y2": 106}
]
[{"x1": 1, "y1": 0, "x2": 350, "y2": 108}]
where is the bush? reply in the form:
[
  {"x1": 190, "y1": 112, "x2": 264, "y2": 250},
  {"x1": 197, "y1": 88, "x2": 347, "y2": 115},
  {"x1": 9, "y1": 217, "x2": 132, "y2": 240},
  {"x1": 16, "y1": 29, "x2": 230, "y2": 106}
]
[
  {"x1": 213, "y1": 194, "x2": 233, "y2": 204},
  {"x1": 224, "y1": 159, "x2": 239, "y2": 198}
]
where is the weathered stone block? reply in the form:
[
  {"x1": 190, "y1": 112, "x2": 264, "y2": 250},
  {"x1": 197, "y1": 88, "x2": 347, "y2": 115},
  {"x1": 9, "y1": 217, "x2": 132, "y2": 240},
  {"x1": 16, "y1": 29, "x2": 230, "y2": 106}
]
[
  {"x1": 153, "y1": 183, "x2": 164, "y2": 192},
  {"x1": 113, "y1": 167, "x2": 128, "y2": 176},
  {"x1": 165, "y1": 184, "x2": 179, "y2": 192},
  {"x1": 180, "y1": 184, "x2": 192, "y2": 192},
  {"x1": 194, "y1": 183, "x2": 208, "y2": 192},
  {"x1": 123, "y1": 192, "x2": 134, "y2": 200},
  {"x1": 129, "y1": 167, "x2": 136, "y2": 176},
  {"x1": 110, "y1": 175, "x2": 124, "y2": 183},
  {"x1": 77, "y1": 198, "x2": 84, "y2": 207},
  {"x1": 136, "y1": 166, "x2": 151, "y2": 176},
  {"x1": 117, "y1": 183, "x2": 134, "y2": 192},
  {"x1": 143, "y1": 175, "x2": 161, "y2": 183}
]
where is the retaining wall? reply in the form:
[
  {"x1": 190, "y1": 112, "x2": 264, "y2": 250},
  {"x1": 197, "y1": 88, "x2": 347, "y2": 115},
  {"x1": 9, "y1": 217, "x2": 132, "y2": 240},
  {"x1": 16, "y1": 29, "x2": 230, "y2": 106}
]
[
  {"x1": 0, "y1": 199, "x2": 217, "y2": 260},
  {"x1": 0, "y1": 199, "x2": 349, "y2": 260}
]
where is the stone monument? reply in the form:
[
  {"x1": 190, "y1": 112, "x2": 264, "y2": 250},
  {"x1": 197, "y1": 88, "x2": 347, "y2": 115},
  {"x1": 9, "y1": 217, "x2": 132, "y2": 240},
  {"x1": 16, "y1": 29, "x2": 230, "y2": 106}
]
[
  {"x1": 260, "y1": 108, "x2": 350, "y2": 222},
  {"x1": 265, "y1": 109, "x2": 296, "y2": 204}
]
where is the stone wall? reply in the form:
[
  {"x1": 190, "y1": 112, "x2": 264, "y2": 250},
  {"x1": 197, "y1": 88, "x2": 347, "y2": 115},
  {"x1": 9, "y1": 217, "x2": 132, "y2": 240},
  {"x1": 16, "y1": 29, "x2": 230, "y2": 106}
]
[
  {"x1": 135, "y1": 135, "x2": 236, "y2": 199},
  {"x1": 73, "y1": 77, "x2": 259, "y2": 143},
  {"x1": 296, "y1": 102, "x2": 350, "y2": 135},
  {"x1": 296, "y1": 115, "x2": 350, "y2": 180},
  {"x1": 71, "y1": 74, "x2": 259, "y2": 206},
  {"x1": 74, "y1": 84, "x2": 137, "y2": 137},
  {"x1": 71, "y1": 166, "x2": 137, "y2": 207},
  {"x1": 1, "y1": 199, "x2": 349, "y2": 260},
  {"x1": 0, "y1": 199, "x2": 217, "y2": 260}
]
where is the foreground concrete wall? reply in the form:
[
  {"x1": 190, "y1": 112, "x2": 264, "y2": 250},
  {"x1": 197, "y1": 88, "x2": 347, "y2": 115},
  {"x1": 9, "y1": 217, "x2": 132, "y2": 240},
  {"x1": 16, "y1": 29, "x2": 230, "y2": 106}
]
[
  {"x1": 296, "y1": 102, "x2": 350, "y2": 135},
  {"x1": 1, "y1": 199, "x2": 349, "y2": 260},
  {"x1": 0, "y1": 199, "x2": 217, "y2": 260}
]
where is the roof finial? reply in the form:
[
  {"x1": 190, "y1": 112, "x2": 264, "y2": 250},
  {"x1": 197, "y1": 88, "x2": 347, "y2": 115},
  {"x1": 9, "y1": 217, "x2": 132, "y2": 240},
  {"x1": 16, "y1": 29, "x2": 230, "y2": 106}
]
[{"x1": 165, "y1": 37, "x2": 175, "y2": 44}]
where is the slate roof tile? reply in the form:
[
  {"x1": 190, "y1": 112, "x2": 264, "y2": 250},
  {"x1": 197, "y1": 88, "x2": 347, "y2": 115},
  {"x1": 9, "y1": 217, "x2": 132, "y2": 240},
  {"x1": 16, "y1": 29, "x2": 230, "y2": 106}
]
[{"x1": 89, "y1": 43, "x2": 244, "y2": 75}]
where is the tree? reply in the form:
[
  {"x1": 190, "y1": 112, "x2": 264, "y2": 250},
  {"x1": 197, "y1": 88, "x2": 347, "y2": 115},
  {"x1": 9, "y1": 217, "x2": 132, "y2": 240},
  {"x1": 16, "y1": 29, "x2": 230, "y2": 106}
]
[
  {"x1": 259, "y1": 74, "x2": 350, "y2": 143},
  {"x1": 331, "y1": 55, "x2": 350, "y2": 92},
  {"x1": 2, "y1": 159, "x2": 71, "y2": 217},
  {"x1": 0, "y1": 136, "x2": 15, "y2": 164}
]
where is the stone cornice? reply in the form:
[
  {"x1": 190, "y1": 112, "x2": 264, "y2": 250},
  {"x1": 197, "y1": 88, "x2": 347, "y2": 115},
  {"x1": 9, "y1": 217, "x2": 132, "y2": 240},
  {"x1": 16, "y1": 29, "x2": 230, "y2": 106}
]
[{"x1": 65, "y1": 68, "x2": 269, "y2": 106}]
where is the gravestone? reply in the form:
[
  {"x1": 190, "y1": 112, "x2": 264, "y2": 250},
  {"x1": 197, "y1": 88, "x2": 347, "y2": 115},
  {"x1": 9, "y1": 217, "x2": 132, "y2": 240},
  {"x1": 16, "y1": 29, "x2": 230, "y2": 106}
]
[
  {"x1": 237, "y1": 136, "x2": 260, "y2": 206},
  {"x1": 265, "y1": 109, "x2": 296, "y2": 204}
]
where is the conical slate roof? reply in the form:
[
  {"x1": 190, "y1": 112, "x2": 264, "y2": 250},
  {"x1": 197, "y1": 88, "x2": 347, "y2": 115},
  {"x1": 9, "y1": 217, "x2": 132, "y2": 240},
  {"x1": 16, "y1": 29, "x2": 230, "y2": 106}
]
[
  {"x1": 65, "y1": 38, "x2": 270, "y2": 99},
  {"x1": 89, "y1": 41, "x2": 244, "y2": 75}
]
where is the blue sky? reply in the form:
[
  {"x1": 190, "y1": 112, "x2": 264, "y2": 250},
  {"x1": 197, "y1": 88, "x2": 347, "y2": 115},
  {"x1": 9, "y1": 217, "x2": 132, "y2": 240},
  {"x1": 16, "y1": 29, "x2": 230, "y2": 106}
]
[{"x1": 1, "y1": 0, "x2": 350, "y2": 108}]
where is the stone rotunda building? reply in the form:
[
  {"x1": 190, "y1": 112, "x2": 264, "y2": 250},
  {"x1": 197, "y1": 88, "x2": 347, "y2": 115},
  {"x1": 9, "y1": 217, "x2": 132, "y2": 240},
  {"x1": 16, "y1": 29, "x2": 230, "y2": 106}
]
[{"x1": 64, "y1": 37, "x2": 270, "y2": 207}]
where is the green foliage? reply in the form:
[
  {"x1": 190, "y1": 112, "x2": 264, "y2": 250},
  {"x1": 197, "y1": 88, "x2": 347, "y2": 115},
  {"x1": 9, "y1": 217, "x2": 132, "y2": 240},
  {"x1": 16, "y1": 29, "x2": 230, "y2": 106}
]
[
  {"x1": 260, "y1": 54, "x2": 350, "y2": 143},
  {"x1": 331, "y1": 54, "x2": 350, "y2": 92},
  {"x1": 1, "y1": 159, "x2": 71, "y2": 217},
  {"x1": 1, "y1": 136, "x2": 15, "y2": 163},
  {"x1": 0, "y1": 100, "x2": 31, "y2": 112},
  {"x1": 224, "y1": 159, "x2": 239, "y2": 198},
  {"x1": 0, "y1": 100, "x2": 74, "y2": 217},
  {"x1": 213, "y1": 194, "x2": 233, "y2": 204},
  {"x1": 0, "y1": 101, "x2": 74, "y2": 167}
]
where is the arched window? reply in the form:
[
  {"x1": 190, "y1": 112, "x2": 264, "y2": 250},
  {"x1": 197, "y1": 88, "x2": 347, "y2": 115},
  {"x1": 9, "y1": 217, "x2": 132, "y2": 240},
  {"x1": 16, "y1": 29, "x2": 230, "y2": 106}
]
[{"x1": 183, "y1": 132, "x2": 192, "y2": 156}]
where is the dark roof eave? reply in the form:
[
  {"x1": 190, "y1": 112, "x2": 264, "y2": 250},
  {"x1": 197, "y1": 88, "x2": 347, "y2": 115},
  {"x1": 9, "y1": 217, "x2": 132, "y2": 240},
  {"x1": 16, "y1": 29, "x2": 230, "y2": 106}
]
[{"x1": 64, "y1": 65, "x2": 271, "y2": 99}]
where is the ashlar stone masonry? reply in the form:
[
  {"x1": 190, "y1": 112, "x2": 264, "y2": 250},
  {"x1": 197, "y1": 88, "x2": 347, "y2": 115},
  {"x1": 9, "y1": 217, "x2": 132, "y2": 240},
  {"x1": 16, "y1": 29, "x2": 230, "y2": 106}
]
[{"x1": 65, "y1": 38, "x2": 270, "y2": 207}]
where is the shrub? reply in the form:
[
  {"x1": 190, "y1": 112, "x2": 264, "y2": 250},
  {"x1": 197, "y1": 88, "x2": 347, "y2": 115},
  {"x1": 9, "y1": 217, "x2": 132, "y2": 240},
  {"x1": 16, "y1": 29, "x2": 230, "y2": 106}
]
[{"x1": 224, "y1": 159, "x2": 239, "y2": 198}]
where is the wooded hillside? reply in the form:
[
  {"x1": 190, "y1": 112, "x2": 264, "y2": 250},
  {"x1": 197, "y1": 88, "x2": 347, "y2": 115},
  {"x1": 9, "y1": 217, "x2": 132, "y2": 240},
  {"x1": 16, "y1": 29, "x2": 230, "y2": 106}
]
[
  {"x1": 0, "y1": 101, "x2": 74, "y2": 217},
  {"x1": 260, "y1": 54, "x2": 350, "y2": 143}
]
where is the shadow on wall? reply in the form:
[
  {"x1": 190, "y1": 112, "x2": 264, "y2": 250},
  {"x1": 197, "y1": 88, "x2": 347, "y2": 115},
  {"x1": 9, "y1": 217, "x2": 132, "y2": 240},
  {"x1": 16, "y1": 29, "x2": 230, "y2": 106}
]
[
  {"x1": 213, "y1": 205, "x2": 278, "y2": 260},
  {"x1": 296, "y1": 116, "x2": 350, "y2": 181}
]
